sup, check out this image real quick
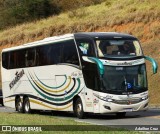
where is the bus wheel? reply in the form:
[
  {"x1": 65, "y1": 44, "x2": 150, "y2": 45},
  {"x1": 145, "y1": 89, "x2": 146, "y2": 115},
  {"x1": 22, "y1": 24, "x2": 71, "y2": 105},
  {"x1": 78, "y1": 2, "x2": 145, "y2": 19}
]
[
  {"x1": 23, "y1": 98, "x2": 31, "y2": 113},
  {"x1": 116, "y1": 112, "x2": 126, "y2": 118},
  {"x1": 16, "y1": 98, "x2": 23, "y2": 113},
  {"x1": 74, "y1": 98, "x2": 85, "y2": 119}
]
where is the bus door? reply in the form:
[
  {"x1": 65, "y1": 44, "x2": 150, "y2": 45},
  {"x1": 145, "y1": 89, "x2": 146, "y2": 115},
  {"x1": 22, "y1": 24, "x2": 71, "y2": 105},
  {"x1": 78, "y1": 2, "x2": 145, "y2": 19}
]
[
  {"x1": 55, "y1": 39, "x2": 81, "y2": 111},
  {"x1": 76, "y1": 37, "x2": 100, "y2": 113}
]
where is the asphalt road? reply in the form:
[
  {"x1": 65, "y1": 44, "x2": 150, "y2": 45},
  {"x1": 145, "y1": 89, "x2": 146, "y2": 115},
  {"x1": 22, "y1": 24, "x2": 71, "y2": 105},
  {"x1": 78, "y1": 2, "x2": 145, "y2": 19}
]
[
  {"x1": 76, "y1": 109, "x2": 160, "y2": 125},
  {"x1": 0, "y1": 105, "x2": 160, "y2": 131}
]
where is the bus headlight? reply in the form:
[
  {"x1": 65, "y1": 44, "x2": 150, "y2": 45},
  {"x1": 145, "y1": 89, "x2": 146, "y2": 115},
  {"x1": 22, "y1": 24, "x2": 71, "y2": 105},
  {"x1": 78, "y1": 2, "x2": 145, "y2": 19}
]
[
  {"x1": 99, "y1": 96, "x2": 107, "y2": 101},
  {"x1": 93, "y1": 93, "x2": 114, "y2": 102},
  {"x1": 107, "y1": 99, "x2": 113, "y2": 102},
  {"x1": 98, "y1": 96, "x2": 114, "y2": 102},
  {"x1": 141, "y1": 96, "x2": 148, "y2": 100}
]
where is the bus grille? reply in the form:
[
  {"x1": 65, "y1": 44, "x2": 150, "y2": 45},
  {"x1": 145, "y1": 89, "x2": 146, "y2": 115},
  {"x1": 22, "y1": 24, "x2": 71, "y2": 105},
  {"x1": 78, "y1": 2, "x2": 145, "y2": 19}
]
[{"x1": 113, "y1": 99, "x2": 142, "y2": 105}]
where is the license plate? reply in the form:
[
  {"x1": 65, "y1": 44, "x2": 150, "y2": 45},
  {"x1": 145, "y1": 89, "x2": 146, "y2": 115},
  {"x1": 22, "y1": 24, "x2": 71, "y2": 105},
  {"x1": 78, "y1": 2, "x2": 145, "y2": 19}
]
[{"x1": 123, "y1": 108, "x2": 133, "y2": 112}]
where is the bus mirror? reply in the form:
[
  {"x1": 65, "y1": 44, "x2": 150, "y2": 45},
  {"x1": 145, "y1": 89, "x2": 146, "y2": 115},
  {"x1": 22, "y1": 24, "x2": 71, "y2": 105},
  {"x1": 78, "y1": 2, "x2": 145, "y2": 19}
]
[
  {"x1": 144, "y1": 56, "x2": 158, "y2": 74},
  {"x1": 88, "y1": 57, "x2": 104, "y2": 77}
]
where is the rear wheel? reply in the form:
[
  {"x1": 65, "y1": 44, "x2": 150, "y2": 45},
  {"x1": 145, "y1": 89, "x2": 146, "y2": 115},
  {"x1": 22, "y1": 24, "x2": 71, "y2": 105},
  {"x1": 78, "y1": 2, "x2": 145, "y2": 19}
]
[
  {"x1": 16, "y1": 98, "x2": 23, "y2": 113},
  {"x1": 74, "y1": 98, "x2": 85, "y2": 119},
  {"x1": 23, "y1": 98, "x2": 31, "y2": 113}
]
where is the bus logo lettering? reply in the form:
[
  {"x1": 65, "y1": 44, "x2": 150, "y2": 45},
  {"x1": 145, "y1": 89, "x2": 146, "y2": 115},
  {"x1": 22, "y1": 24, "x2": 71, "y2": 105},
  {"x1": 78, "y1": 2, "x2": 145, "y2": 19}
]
[
  {"x1": 117, "y1": 62, "x2": 132, "y2": 66},
  {"x1": 9, "y1": 70, "x2": 25, "y2": 89}
]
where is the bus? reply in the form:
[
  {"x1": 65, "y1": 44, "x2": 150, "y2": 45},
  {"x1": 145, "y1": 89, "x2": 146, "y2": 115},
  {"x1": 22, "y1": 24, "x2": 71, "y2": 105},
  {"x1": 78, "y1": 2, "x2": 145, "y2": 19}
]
[{"x1": 1, "y1": 32, "x2": 158, "y2": 119}]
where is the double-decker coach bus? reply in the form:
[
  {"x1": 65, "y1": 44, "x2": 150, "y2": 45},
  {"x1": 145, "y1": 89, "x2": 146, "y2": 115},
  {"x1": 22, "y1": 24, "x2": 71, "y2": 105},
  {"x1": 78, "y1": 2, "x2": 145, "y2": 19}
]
[{"x1": 1, "y1": 32, "x2": 158, "y2": 118}]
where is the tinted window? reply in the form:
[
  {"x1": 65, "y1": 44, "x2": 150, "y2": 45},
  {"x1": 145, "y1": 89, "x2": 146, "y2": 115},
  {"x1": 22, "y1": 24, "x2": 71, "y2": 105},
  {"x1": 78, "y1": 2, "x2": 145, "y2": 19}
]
[
  {"x1": 96, "y1": 40, "x2": 143, "y2": 57},
  {"x1": 37, "y1": 44, "x2": 61, "y2": 66},
  {"x1": 2, "y1": 39, "x2": 79, "y2": 69},
  {"x1": 25, "y1": 48, "x2": 36, "y2": 67},
  {"x1": 2, "y1": 52, "x2": 9, "y2": 69},
  {"x1": 62, "y1": 40, "x2": 79, "y2": 65},
  {"x1": 75, "y1": 37, "x2": 98, "y2": 90},
  {"x1": 4, "y1": 49, "x2": 26, "y2": 69},
  {"x1": 76, "y1": 38, "x2": 95, "y2": 57},
  {"x1": 16, "y1": 49, "x2": 25, "y2": 68},
  {"x1": 102, "y1": 65, "x2": 147, "y2": 94}
]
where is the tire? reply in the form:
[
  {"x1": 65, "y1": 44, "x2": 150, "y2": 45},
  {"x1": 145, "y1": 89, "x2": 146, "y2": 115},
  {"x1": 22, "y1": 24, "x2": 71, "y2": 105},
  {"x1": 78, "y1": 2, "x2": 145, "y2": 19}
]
[
  {"x1": 23, "y1": 98, "x2": 31, "y2": 113},
  {"x1": 16, "y1": 98, "x2": 23, "y2": 113},
  {"x1": 74, "y1": 98, "x2": 85, "y2": 119},
  {"x1": 116, "y1": 112, "x2": 126, "y2": 118}
]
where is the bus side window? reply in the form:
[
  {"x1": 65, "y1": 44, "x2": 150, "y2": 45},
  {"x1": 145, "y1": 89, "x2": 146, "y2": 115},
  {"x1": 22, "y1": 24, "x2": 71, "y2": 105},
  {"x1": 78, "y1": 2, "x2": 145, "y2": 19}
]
[
  {"x1": 9, "y1": 51, "x2": 16, "y2": 69},
  {"x1": 16, "y1": 49, "x2": 25, "y2": 68},
  {"x1": 37, "y1": 46, "x2": 48, "y2": 66},
  {"x1": 5, "y1": 51, "x2": 24, "y2": 69},
  {"x1": 36, "y1": 44, "x2": 62, "y2": 66},
  {"x1": 47, "y1": 45, "x2": 61, "y2": 65},
  {"x1": 25, "y1": 49, "x2": 36, "y2": 67},
  {"x1": 2, "y1": 52, "x2": 9, "y2": 69},
  {"x1": 62, "y1": 40, "x2": 79, "y2": 65},
  {"x1": 52, "y1": 45, "x2": 61, "y2": 64}
]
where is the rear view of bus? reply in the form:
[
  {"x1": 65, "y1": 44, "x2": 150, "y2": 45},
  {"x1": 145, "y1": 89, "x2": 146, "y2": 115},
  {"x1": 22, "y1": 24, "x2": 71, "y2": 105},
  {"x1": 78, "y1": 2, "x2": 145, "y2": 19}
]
[{"x1": 74, "y1": 32, "x2": 158, "y2": 118}]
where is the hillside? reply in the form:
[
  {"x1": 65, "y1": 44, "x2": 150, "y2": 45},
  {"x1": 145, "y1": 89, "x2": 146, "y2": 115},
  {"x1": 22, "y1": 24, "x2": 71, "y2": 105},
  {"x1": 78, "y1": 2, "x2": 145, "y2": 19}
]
[
  {"x1": 0, "y1": 0, "x2": 159, "y2": 105},
  {"x1": 0, "y1": 0, "x2": 105, "y2": 30}
]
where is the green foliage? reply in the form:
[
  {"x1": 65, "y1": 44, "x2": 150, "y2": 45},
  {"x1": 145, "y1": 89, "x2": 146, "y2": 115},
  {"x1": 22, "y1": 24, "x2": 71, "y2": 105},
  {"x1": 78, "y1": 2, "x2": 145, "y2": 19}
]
[
  {"x1": 0, "y1": 0, "x2": 105, "y2": 30},
  {"x1": 0, "y1": 0, "x2": 61, "y2": 30}
]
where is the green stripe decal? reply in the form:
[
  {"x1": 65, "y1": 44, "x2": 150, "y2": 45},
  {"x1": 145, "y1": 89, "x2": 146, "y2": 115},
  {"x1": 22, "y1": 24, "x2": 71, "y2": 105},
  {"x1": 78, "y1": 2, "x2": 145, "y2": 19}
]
[
  {"x1": 27, "y1": 74, "x2": 81, "y2": 102},
  {"x1": 29, "y1": 72, "x2": 72, "y2": 93},
  {"x1": 34, "y1": 72, "x2": 67, "y2": 89}
]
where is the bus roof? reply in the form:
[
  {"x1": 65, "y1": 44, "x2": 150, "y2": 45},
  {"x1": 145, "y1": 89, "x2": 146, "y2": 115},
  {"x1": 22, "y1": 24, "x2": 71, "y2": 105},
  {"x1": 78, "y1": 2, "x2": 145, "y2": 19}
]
[
  {"x1": 2, "y1": 32, "x2": 137, "y2": 52},
  {"x1": 74, "y1": 32, "x2": 137, "y2": 40},
  {"x1": 2, "y1": 33, "x2": 74, "y2": 52}
]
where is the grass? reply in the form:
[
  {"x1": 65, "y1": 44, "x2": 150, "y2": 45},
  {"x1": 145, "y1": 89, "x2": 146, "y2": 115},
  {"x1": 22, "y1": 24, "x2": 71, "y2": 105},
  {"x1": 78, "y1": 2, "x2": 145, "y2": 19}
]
[
  {"x1": 0, "y1": 112, "x2": 83, "y2": 125},
  {"x1": 0, "y1": 0, "x2": 159, "y2": 105},
  {"x1": 0, "y1": 112, "x2": 143, "y2": 134}
]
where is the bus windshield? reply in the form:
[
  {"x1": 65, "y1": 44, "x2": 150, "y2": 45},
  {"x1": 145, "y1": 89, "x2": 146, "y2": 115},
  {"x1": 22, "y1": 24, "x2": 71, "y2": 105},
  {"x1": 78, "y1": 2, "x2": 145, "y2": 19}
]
[
  {"x1": 102, "y1": 64, "x2": 147, "y2": 94},
  {"x1": 96, "y1": 40, "x2": 143, "y2": 58}
]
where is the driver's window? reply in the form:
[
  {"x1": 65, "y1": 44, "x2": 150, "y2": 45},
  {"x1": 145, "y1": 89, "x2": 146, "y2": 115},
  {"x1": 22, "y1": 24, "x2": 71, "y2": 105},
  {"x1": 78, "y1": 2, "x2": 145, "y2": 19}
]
[
  {"x1": 79, "y1": 43, "x2": 89, "y2": 55},
  {"x1": 76, "y1": 38, "x2": 95, "y2": 57}
]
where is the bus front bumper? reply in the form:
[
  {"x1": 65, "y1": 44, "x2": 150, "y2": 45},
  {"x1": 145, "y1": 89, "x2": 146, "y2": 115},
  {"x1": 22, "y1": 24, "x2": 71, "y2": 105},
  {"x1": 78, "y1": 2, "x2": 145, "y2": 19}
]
[{"x1": 99, "y1": 99, "x2": 149, "y2": 113}]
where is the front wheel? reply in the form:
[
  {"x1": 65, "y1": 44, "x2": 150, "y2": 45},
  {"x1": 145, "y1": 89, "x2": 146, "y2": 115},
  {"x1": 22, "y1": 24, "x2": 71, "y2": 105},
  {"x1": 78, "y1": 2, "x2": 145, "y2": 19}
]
[
  {"x1": 74, "y1": 98, "x2": 85, "y2": 119},
  {"x1": 23, "y1": 98, "x2": 31, "y2": 113}
]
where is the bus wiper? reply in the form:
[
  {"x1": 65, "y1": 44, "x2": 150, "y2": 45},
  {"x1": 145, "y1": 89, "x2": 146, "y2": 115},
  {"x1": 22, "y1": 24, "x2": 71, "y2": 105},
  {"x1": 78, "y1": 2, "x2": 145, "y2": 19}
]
[{"x1": 124, "y1": 76, "x2": 129, "y2": 96}]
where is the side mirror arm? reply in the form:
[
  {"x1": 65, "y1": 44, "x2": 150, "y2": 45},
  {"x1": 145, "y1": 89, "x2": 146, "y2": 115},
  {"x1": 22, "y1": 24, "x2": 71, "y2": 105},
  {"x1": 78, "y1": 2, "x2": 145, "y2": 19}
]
[
  {"x1": 144, "y1": 56, "x2": 158, "y2": 74},
  {"x1": 88, "y1": 57, "x2": 105, "y2": 90},
  {"x1": 88, "y1": 57, "x2": 104, "y2": 78}
]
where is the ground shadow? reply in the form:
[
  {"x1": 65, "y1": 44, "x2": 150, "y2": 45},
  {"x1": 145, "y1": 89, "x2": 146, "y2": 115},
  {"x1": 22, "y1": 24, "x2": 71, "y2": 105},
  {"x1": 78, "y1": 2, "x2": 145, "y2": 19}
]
[{"x1": 35, "y1": 108, "x2": 160, "y2": 120}]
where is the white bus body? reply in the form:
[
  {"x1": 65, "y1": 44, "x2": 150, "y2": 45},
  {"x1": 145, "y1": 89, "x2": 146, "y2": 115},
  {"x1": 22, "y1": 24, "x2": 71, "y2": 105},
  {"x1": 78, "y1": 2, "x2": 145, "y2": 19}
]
[{"x1": 1, "y1": 32, "x2": 157, "y2": 118}]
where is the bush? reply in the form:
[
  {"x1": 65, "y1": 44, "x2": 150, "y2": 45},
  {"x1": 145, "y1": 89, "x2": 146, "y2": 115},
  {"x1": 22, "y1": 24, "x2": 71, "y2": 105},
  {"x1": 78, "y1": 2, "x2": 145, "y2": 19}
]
[
  {"x1": 11, "y1": 0, "x2": 61, "y2": 22},
  {"x1": 0, "y1": 0, "x2": 105, "y2": 30},
  {"x1": 0, "y1": 0, "x2": 61, "y2": 30}
]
